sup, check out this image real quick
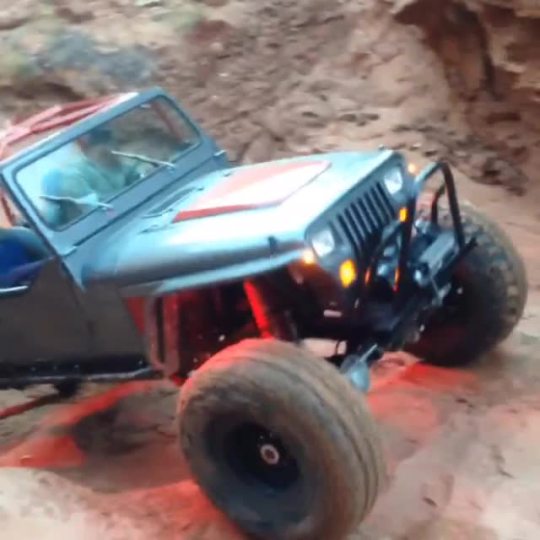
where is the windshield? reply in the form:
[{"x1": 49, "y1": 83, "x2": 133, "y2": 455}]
[{"x1": 16, "y1": 97, "x2": 199, "y2": 229}]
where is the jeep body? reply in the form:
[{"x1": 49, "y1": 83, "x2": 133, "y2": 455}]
[{"x1": 0, "y1": 87, "x2": 467, "y2": 389}]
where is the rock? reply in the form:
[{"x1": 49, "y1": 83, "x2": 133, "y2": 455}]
[
  {"x1": 135, "y1": 0, "x2": 162, "y2": 6},
  {"x1": 390, "y1": 0, "x2": 420, "y2": 16},
  {"x1": 421, "y1": 474, "x2": 454, "y2": 509},
  {"x1": 507, "y1": 141, "x2": 528, "y2": 159},
  {"x1": 455, "y1": 395, "x2": 474, "y2": 406},
  {"x1": 259, "y1": 110, "x2": 289, "y2": 140},
  {"x1": 483, "y1": 156, "x2": 507, "y2": 177},
  {"x1": 0, "y1": 11, "x2": 31, "y2": 30},
  {"x1": 465, "y1": 149, "x2": 528, "y2": 192},
  {"x1": 490, "y1": 444, "x2": 514, "y2": 478},
  {"x1": 391, "y1": 0, "x2": 433, "y2": 21},
  {"x1": 286, "y1": 92, "x2": 334, "y2": 129},
  {"x1": 484, "y1": 110, "x2": 522, "y2": 124},
  {"x1": 325, "y1": 95, "x2": 359, "y2": 121},
  {"x1": 393, "y1": 124, "x2": 413, "y2": 133},
  {"x1": 339, "y1": 111, "x2": 380, "y2": 125},
  {"x1": 32, "y1": 30, "x2": 156, "y2": 94},
  {"x1": 242, "y1": 131, "x2": 276, "y2": 163},
  {"x1": 208, "y1": 41, "x2": 226, "y2": 56},
  {"x1": 338, "y1": 112, "x2": 358, "y2": 123},
  {"x1": 467, "y1": 149, "x2": 497, "y2": 170},
  {"x1": 187, "y1": 19, "x2": 233, "y2": 45},
  {"x1": 54, "y1": 1, "x2": 95, "y2": 23},
  {"x1": 167, "y1": 3, "x2": 206, "y2": 32},
  {"x1": 393, "y1": 142, "x2": 408, "y2": 150},
  {"x1": 199, "y1": 0, "x2": 229, "y2": 6}
]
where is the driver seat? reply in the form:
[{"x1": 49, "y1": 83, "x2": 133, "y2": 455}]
[{"x1": 0, "y1": 227, "x2": 49, "y2": 288}]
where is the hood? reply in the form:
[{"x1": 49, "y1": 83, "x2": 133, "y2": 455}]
[
  {"x1": 84, "y1": 150, "x2": 394, "y2": 293},
  {"x1": 172, "y1": 159, "x2": 331, "y2": 222}
]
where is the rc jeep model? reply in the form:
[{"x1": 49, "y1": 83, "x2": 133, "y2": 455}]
[{"x1": 0, "y1": 88, "x2": 527, "y2": 540}]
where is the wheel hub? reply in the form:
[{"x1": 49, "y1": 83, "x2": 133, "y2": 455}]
[
  {"x1": 259, "y1": 443, "x2": 281, "y2": 465},
  {"x1": 219, "y1": 421, "x2": 300, "y2": 491}
]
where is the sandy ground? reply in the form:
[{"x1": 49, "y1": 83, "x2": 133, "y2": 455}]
[{"x1": 0, "y1": 167, "x2": 539, "y2": 540}]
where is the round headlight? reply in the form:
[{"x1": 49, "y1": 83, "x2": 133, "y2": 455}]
[
  {"x1": 383, "y1": 168, "x2": 404, "y2": 195},
  {"x1": 311, "y1": 228, "x2": 336, "y2": 258}
]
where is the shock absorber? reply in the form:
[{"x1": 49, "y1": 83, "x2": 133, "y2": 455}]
[{"x1": 244, "y1": 279, "x2": 298, "y2": 342}]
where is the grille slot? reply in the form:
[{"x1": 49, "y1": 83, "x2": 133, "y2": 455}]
[{"x1": 334, "y1": 182, "x2": 395, "y2": 261}]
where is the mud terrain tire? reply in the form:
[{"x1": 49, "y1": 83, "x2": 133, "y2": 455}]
[
  {"x1": 407, "y1": 202, "x2": 527, "y2": 366},
  {"x1": 178, "y1": 338, "x2": 386, "y2": 540}
]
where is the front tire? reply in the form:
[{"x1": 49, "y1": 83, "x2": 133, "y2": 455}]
[
  {"x1": 178, "y1": 339, "x2": 386, "y2": 540},
  {"x1": 407, "y1": 203, "x2": 527, "y2": 366}
]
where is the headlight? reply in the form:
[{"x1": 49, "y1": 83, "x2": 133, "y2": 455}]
[
  {"x1": 311, "y1": 228, "x2": 336, "y2": 258},
  {"x1": 383, "y1": 167, "x2": 405, "y2": 195}
]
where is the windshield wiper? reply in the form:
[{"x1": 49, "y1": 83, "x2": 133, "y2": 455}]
[
  {"x1": 40, "y1": 194, "x2": 113, "y2": 210},
  {"x1": 111, "y1": 150, "x2": 176, "y2": 170}
]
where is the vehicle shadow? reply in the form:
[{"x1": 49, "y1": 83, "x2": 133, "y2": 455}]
[
  {"x1": 0, "y1": 380, "x2": 187, "y2": 492},
  {"x1": 0, "y1": 354, "x2": 481, "y2": 493}
]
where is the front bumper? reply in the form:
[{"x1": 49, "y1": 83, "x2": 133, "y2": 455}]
[{"x1": 298, "y1": 161, "x2": 475, "y2": 347}]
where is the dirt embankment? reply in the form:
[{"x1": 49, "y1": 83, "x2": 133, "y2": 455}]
[
  {"x1": 0, "y1": 0, "x2": 537, "y2": 193},
  {"x1": 392, "y1": 0, "x2": 540, "y2": 192}
]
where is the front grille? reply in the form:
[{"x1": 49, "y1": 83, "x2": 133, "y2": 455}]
[{"x1": 334, "y1": 182, "x2": 395, "y2": 261}]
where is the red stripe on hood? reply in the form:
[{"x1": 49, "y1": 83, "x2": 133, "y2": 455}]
[{"x1": 174, "y1": 160, "x2": 330, "y2": 222}]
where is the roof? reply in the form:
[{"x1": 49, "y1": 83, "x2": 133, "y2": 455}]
[{"x1": 0, "y1": 92, "x2": 136, "y2": 163}]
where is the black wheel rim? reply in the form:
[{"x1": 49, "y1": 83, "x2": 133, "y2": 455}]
[{"x1": 212, "y1": 420, "x2": 301, "y2": 493}]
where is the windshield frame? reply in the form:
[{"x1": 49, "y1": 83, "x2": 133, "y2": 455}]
[
  {"x1": 0, "y1": 89, "x2": 214, "y2": 252},
  {"x1": 11, "y1": 93, "x2": 202, "y2": 233}
]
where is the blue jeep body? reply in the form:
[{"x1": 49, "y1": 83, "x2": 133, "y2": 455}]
[{"x1": 0, "y1": 87, "x2": 468, "y2": 389}]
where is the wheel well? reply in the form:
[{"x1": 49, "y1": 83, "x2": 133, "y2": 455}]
[
  {"x1": 127, "y1": 282, "x2": 256, "y2": 378},
  {"x1": 126, "y1": 270, "x2": 326, "y2": 379}
]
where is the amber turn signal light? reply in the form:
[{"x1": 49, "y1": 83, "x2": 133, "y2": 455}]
[
  {"x1": 339, "y1": 259, "x2": 357, "y2": 288},
  {"x1": 399, "y1": 207, "x2": 408, "y2": 222}
]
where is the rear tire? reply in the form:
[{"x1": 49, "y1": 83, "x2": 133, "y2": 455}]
[
  {"x1": 178, "y1": 338, "x2": 386, "y2": 540},
  {"x1": 407, "y1": 203, "x2": 527, "y2": 366}
]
